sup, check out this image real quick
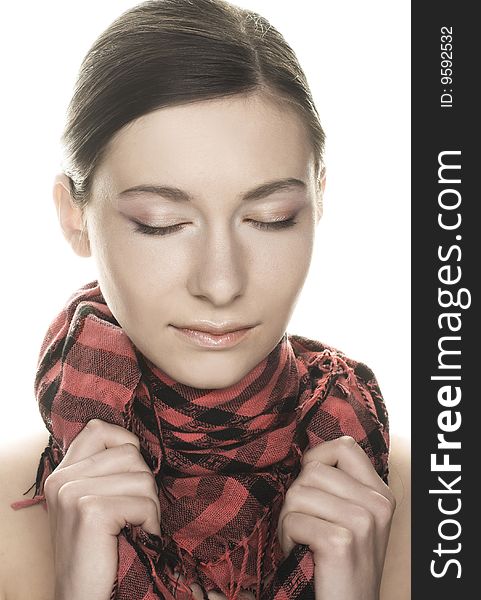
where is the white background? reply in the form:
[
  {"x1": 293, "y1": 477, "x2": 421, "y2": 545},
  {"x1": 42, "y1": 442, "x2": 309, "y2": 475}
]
[{"x1": 0, "y1": 1, "x2": 410, "y2": 444}]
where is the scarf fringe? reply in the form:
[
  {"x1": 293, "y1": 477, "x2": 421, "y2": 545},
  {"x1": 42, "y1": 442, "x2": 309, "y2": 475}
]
[
  {"x1": 9, "y1": 282, "x2": 390, "y2": 600},
  {"x1": 8, "y1": 435, "x2": 283, "y2": 600},
  {"x1": 10, "y1": 436, "x2": 62, "y2": 511},
  {"x1": 168, "y1": 492, "x2": 284, "y2": 600}
]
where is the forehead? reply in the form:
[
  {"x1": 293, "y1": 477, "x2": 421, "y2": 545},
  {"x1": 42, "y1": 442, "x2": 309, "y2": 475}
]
[{"x1": 95, "y1": 94, "x2": 315, "y2": 196}]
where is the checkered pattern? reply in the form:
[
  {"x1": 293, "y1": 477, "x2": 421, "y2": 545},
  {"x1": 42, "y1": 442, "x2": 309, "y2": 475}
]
[{"x1": 11, "y1": 280, "x2": 389, "y2": 599}]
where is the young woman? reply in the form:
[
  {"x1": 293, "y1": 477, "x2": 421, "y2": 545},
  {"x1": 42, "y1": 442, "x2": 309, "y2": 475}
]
[{"x1": 0, "y1": 1, "x2": 410, "y2": 599}]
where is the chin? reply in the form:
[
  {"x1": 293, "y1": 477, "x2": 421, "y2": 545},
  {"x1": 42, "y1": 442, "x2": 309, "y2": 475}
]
[
  {"x1": 177, "y1": 368, "x2": 246, "y2": 390},
  {"x1": 171, "y1": 355, "x2": 255, "y2": 390}
]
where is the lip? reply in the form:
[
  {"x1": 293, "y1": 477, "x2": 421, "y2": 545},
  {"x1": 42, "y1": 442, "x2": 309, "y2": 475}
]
[
  {"x1": 173, "y1": 320, "x2": 255, "y2": 335},
  {"x1": 170, "y1": 324, "x2": 255, "y2": 349}
]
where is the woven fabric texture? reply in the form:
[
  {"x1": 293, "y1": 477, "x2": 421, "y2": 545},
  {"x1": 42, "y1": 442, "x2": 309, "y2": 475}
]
[{"x1": 12, "y1": 280, "x2": 390, "y2": 599}]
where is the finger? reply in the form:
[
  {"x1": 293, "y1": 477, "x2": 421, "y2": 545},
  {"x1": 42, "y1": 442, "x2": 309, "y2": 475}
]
[
  {"x1": 301, "y1": 436, "x2": 393, "y2": 503},
  {"x1": 44, "y1": 443, "x2": 156, "y2": 534},
  {"x1": 71, "y1": 494, "x2": 161, "y2": 538},
  {"x1": 187, "y1": 583, "x2": 203, "y2": 600},
  {"x1": 177, "y1": 573, "x2": 254, "y2": 600},
  {"x1": 192, "y1": 583, "x2": 253, "y2": 600},
  {"x1": 280, "y1": 510, "x2": 357, "y2": 563},
  {"x1": 278, "y1": 483, "x2": 388, "y2": 566},
  {"x1": 60, "y1": 419, "x2": 141, "y2": 467},
  {"x1": 191, "y1": 584, "x2": 226, "y2": 600},
  {"x1": 177, "y1": 578, "x2": 227, "y2": 600},
  {"x1": 297, "y1": 460, "x2": 395, "y2": 515},
  {"x1": 56, "y1": 472, "x2": 161, "y2": 522},
  {"x1": 283, "y1": 509, "x2": 376, "y2": 599},
  {"x1": 49, "y1": 443, "x2": 154, "y2": 491},
  {"x1": 280, "y1": 484, "x2": 373, "y2": 537},
  {"x1": 205, "y1": 592, "x2": 228, "y2": 600}
]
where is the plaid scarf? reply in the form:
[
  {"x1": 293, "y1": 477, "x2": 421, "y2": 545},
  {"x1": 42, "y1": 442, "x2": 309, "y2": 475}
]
[{"x1": 11, "y1": 280, "x2": 389, "y2": 600}]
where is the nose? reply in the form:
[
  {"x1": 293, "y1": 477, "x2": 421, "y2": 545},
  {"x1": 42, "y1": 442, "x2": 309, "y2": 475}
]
[{"x1": 187, "y1": 223, "x2": 246, "y2": 306}]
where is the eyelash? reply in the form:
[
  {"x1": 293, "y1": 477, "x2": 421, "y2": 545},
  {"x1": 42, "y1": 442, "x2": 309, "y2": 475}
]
[{"x1": 132, "y1": 217, "x2": 298, "y2": 236}]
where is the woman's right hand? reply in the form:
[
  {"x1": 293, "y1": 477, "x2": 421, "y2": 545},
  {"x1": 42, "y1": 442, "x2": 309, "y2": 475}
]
[{"x1": 44, "y1": 418, "x2": 161, "y2": 600}]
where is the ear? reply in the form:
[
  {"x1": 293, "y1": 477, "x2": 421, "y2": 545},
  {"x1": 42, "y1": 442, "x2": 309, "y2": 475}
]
[
  {"x1": 52, "y1": 173, "x2": 91, "y2": 257},
  {"x1": 315, "y1": 169, "x2": 326, "y2": 224}
]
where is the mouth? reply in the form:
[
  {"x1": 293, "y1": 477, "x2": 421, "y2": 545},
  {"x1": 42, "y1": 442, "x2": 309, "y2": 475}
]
[{"x1": 170, "y1": 324, "x2": 256, "y2": 349}]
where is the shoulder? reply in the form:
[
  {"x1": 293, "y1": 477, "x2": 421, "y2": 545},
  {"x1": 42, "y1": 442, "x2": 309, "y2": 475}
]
[
  {"x1": 0, "y1": 428, "x2": 51, "y2": 503},
  {"x1": 0, "y1": 429, "x2": 55, "y2": 600},
  {"x1": 380, "y1": 433, "x2": 411, "y2": 599}
]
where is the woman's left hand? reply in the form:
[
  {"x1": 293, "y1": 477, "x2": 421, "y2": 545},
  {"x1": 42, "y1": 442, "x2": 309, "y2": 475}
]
[{"x1": 277, "y1": 435, "x2": 396, "y2": 600}]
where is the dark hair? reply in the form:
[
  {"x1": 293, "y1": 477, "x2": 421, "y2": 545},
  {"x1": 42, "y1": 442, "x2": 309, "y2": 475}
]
[{"x1": 61, "y1": 0, "x2": 326, "y2": 211}]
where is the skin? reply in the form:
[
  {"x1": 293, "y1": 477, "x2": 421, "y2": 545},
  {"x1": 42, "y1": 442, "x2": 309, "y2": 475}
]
[
  {"x1": 44, "y1": 421, "x2": 161, "y2": 600},
  {"x1": 276, "y1": 437, "x2": 395, "y2": 600},
  {"x1": 41, "y1": 91, "x2": 396, "y2": 599},
  {"x1": 55, "y1": 92, "x2": 323, "y2": 390}
]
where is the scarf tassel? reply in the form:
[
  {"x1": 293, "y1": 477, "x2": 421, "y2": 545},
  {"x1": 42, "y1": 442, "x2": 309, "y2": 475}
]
[
  {"x1": 10, "y1": 282, "x2": 390, "y2": 600},
  {"x1": 187, "y1": 498, "x2": 278, "y2": 600},
  {"x1": 10, "y1": 437, "x2": 62, "y2": 511}
]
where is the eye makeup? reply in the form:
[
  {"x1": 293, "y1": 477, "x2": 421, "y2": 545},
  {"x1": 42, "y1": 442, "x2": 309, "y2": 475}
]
[
  {"x1": 115, "y1": 189, "x2": 310, "y2": 237},
  {"x1": 130, "y1": 216, "x2": 299, "y2": 236}
]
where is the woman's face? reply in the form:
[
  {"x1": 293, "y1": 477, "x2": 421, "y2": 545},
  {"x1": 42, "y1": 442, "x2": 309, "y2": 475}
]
[{"x1": 69, "y1": 93, "x2": 322, "y2": 388}]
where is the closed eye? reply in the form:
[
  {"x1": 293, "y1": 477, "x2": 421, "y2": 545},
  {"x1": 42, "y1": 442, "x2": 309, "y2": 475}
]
[
  {"x1": 246, "y1": 217, "x2": 297, "y2": 231},
  {"x1": 132, "y1": 221, "x2": 187, "y2": 236},
  {"x1": 131, "y1": 217, "x2": 298, "y2": 236}
]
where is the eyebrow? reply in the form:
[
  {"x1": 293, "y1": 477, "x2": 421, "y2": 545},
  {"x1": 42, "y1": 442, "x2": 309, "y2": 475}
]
[{"x1": 117, "y1": 177, "x2": 307, "y2": 203}]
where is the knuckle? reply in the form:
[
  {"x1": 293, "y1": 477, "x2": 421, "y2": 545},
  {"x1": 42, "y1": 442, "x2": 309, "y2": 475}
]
[
  {"x1": 121, "y1": 442, "x2": 141, "y2": 461},
  {"x1": 372, "y1": 492, "x2": 396, "y2": 524},
  {"x1": 44, "y1": 471, "x2": 61, "y2": 498},
  {"x1": 57, "y1": 481, "x2": 79, "y2": 509},
  {"x1": 284, "y1": 482, "x2": 304, "y2": 506},
  {"x1": 207, "y1": 592, "x2": 228, "y2": 600},
  {"x1": 385, "y1": 488, "x2": 397, "y2": 511},
  {"x1": 337, "y1": 435, "x2": 357, "y2": 450},
  {"x1": 328, "y1": 526, "x2": 355, "y2": 556},
  {"x1": 85, "y1": 418, "x2": 104, "y2": 432},
  {"x1": 301, "y1": 446, "x2": 315, "y2": 463},
  {"x1": 284, "y1": 484, "x2": 297, "y2": 502},
  {"x1": 297, "y1": 461, "x2": 322, "y2": 488},
  {"x1": 350, "y1": 505, "x2": 375, "y2": 536},
  {"x1": 137, "y1": 469, "x2": 153, "y2": 482},
  {"x1": 150, "y1": 475, "x2": 160, "y2": 496},
  {"x1": 84, "y1": 419, "x2": 140, "y2": 446},
  {"x1": 301, "y1": 459, "x2": 322, "y2": 476},
  {"x1": 76, "y1": 495, "x2": 104, "y2": 525},
  {"x1": 301, "y1": 444, "x2": 323, "y2": 464},
  {"x1": 282, "y1": 511, "x2": 299, "y2": 532},
  {"x1": 143, "y1": 495, "x2": 159, "y2": 516},
  {"x1": 123, "y1": 429, "x2": 141, "y2": 447},
  {"x1": 137, "y1": 470, "x2": 157, "y2": 492}
]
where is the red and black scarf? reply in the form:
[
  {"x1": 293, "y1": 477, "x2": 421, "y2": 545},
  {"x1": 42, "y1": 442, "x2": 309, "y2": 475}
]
[{"x1": 12, "y1": 280, "x2": 389, "y2": 600}]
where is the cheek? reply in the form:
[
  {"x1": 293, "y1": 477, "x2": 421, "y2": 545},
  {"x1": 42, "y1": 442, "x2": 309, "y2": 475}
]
[
  {"x1": 90, "y1": 212, "x2": 188, "y2": 287},
  {"x1": 88, "y1": 207, "x2": 314, "y2": 314},
  {"x1": 248, "y1": 231, "x2": 314, "y2": 292},
  {"x1": 87, "y1": 213, "x2": 184, "y2": 328}
]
